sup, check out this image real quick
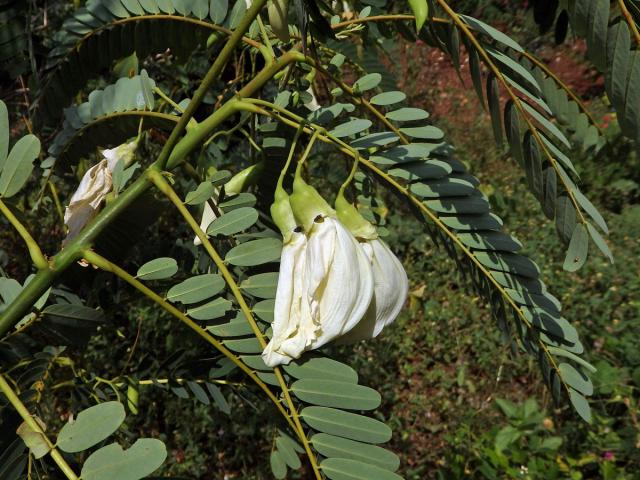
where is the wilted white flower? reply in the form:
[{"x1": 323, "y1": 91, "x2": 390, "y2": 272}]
[
  {"x1": 63, "y1": 141, "x2": 136, "y2": 245},
  {"x1": 262, "y1": 178, "x2": 375, "y2": 367}
]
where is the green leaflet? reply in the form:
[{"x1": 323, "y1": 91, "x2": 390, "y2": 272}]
[
  {"x1": 385, "y1": 107, "x2": 429, "y2": 122},
  {"x1": 57, "y1": 402, "x2": 125, "y2": 453},
  {"x1": 209, "y1": 0, "x2": 228, "y2": 23},
  {"x1": 185, "y1": 182, "x2": 215, "y2": 205},
  {"x1": 136, "y1": 257, "x2": 178, "y2": 280},
  {"x1": 275, "y1": 436, "x2": 301, "y2": 469},
  {"x1": 311, "y1": 433, "x2": 400, "y2": 472},
  {"x1": 187, "y1": 297, "x2": 232, "y2": 321},
  {"x1": 351, "y1": 132, "x2": 400, "y2": 149},
  {"x1": 330, "y1": 119, "x2": 372, "y2": 138},
  {"x1": 225, "y1": 238, "x2": 282, "y2": 266},
  {"x1": 300, "y1": 407, "x2": 392, "y2": 444},
  {"x1": 166, "y1": 274, "x2": 225, "y2": 304},
  {"x1": 223, "y1": 337, "x2": 262, "y2": 354},
  {"x1": 321, "y1": 458, "x2": 403, "y2": 480},
  {"x1": 487, "y1": 74, "x2": 503, "y2": 144},
  {"x1": 0, "y1": 101, "x2": 8, "y2": 170},
  {"x1": 291, "y1": 380, "x2": 381, "y2": 410},
  {"x1": 353, "y1": 73, "x2": 381, "y2": 92},
  {"x1": 563, "y1": 223, "x2": 589, "y2": 272},
  {"x1": 239, "y1": 272, "x2": 279, "y2": 299},
  {"x1": 270, "y1": 450, "x2": 287, "y2": 479},
  {"x1": 253, "y1": 299, "x2": 275, "y2": 322},
  {"x1": 460, "y1": 14, "x2": 524, "y2": 52},
  {"x1": 0, "y1": 135, "x2": 41, "y2": 198},
  {"x1": 284, "y1": 357, "x2": 358, "y2": 383},
  {"x1": 81, "y1": 439, "x2": 166, "y2": 480},
  {"x1": 369, "y1": 91, "x2": 406, "y2": 106},
  {"x1": 207, "y1": 207, "x2": 259, "y2": 236},
  {"x1": 568, "y1": 389, "x2": 592, "y2": 423}
]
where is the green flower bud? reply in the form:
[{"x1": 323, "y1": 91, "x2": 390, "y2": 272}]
[
  {"x1": 268, "y1": 0, "x2": 290, "y2": 42},
  {"x1": 225, "y1": 161, "x2": 265, "y2": 196}
]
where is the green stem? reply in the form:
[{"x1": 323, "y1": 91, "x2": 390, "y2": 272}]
[
  {"x1": 294, "y1": 129, "x2": 322, "y2": 176},
  {"x1": 0, "y1": 174, "x2": 151, "y2": 337},
  {"x1": 148, "y1": 172, "x2": 322, "y2": 479},
  {"x1": 166, "y1": 50, "x2": 304, "y2": 169},
  {"x1": 153, "y1": 87, "x2": 186, "y2": 114},
  {"x1": 277, "y1": 125, "x2": 304, "y2": 191},
  {"x1": 80, "y1": 249, "x2": 298, "y2": 435},
  {"x1": 0, "y1": 374, "x2": 79, "y2": 480},
  {"x1": 156, "y1": 0, "x2": 269, "y2": 171},
  {"x1": 0, "y1": 199, "x2": 48, "y2": 270}
]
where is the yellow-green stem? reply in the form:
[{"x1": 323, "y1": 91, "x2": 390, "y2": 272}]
[
  {"x1": 0, "y1": 373, "x2": 79, "y2": 480},
  {"x1": 80, "y1": 249, "x2": 299, "y2": 435},
  {"x1": 147, "y1": 171, "x2": 322, "y2": 479},
  {"x1": 436, "y1": 0, "x2": 587, "y2": 225},
  {"x1": 0, "y1": 199, "x2": 48, "y2": 270}
]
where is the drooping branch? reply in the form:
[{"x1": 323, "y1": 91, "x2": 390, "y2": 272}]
[
  {"x1": 80, "y1": 249, "x2": 299, "y2": 436},
  {"x1": 147, "y1": 171, "x2": 323, "y2": 479}
]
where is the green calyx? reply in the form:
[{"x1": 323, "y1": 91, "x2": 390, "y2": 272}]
[
  {"x1": 225, "y1": 161, "x2": 265, "y2": 196},
  {"x1": 335, "y1": 193, "x2": 377, "y2": 240},
  {"x1": 290, "y1": 175, "x2": 334, "y2": 232},
  {"x1": 271, "y1": 186, "x2": 297, "y2": 243}
]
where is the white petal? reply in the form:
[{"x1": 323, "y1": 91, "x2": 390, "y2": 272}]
[
  {"x1": 340, "y1": 238, "x2": 408, "y2": 342},
  {"x1": 369, "y1": 239, "x2": 408, "y2": 335},
  {"x1": 262, "y1": 232, "x2": 310, "y2": 367},
  {"x1": 305, "y1": 218, "x2": 374, "y2": 347},
  {"x1": 262, "y1": 218, "x2": 375, "y2": 366},
  {"x1": 101, "y1": 141, "x2": 137, "y2": 171},
  {"x1": 194, "y1": 194, "x2": 219, "y2": 246},
  {"x1": 63, "y1": 160, "x2": 113, "y2": 245}
]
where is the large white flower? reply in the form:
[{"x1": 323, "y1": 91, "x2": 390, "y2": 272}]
[
  {"x1": 339, "y1": 238, "x2": 409, "y2": 342},
  {"x1": 262, "y1": 179, "x2": 375, "y2": 367},
  {"x1": 63, "y1": 141, "x2": 136, "y2": 246}
]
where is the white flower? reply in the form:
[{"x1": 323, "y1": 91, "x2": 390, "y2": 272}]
[
  {"x1": 339, "y1": 238, "x2": 408, "y2": 342},
  {"x1": 63, "y1": 141, "x2": 136, "y2": 245},
  {"x1": 262, "y1": 179, "x2": 375, "y2": 367}
]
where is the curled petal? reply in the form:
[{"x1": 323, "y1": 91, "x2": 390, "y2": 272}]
[
  {"x1": 63, "y1": 141, "x2": 138, "y2": 246},
  {"x1": 305, "y1": 217, "x2": 374, "y2": 346},
  {"x1": 262, "y1": 232, "x2": 311, "y2": 367},
  {"x1": 340, "y1": 238, "x2": 408, "y2": 342}
]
